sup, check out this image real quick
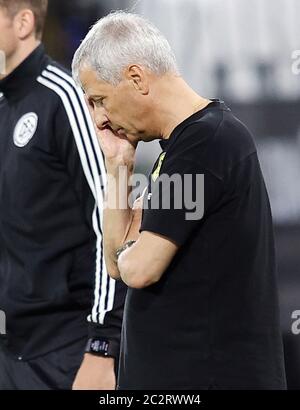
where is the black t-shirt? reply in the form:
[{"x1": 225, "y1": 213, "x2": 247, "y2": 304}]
[{"x1": 118, "y1": 100, "x2": 286, "y2": 390}]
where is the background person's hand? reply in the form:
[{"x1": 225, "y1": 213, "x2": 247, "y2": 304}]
[{"x1": 72, "y1": 353, "x2": 116, "y2": 390}]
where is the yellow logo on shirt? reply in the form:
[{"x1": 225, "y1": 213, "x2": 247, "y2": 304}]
[{"x1": 152, "y1": 152, "x2": 166, "y2": 182}]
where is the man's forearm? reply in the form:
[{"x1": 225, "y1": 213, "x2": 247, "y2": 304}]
[{"x1": 103, "y1": 160, "x2": 134, "y2": 279}]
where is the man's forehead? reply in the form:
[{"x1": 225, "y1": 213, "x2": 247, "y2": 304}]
[{"x1": 79, "y1": 68, "x2": 109, "y2": 95}]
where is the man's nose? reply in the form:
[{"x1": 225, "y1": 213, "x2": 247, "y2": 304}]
[{"x1": 94, "y1": 108, "x2": 110, "y2": 130}]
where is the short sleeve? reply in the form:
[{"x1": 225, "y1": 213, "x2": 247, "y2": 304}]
[{"x1": 140, "y1": 155, "x2": 224, "y2": 246}]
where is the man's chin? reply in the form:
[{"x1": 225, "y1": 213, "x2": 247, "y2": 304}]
[{"x1": 139, "y1": 134, "x2": 160, "y2": 143}]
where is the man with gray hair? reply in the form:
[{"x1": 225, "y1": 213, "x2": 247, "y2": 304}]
[{"x1": 73, "y1": 11, "x2": 286, "y2": 389}]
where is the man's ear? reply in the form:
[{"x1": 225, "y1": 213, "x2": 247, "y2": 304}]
[
  {"x1": 125, "y1": 65, "x2": 149, "y2": 95},
  {"x1": 15, "y1": 9, "x2": 36, "y2": 40}
]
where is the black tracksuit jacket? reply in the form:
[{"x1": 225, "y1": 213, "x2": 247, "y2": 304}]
[{"x1": 0, "y1": 45, "x2": 126, "y2": 361}]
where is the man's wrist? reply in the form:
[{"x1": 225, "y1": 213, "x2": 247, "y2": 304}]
[
  {"x1": 106, "y1": 159, "x2": 135, "y2": 174},
  {"x1": 82, "y1": 353, "x2": 116, "y2": 378},
  {"x1": 85, "y1": 338, "x2": 120, "y2": 359},
  {"x1": 83, "y1": 352, "x2": 115, "y2": 366},
  {"x1": 116, "y1": 240, "x2": 136, "y2": 260}
]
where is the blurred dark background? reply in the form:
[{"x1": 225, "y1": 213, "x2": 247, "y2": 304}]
[{"x1": 43, "y1": 0, "x2": 300, "y2": 389}]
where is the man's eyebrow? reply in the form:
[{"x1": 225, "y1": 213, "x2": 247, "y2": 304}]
[
  {"x1": 89, "y1": 95, "x2": 105, "y2": 99},
  {"x1": 80, "y1": 89, "x2": 103, "y2": 99}
]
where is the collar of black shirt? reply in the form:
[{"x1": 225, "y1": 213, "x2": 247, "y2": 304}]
[
  {"x1": 158, "y1": 99, "x2": 223, "y2": 152},
  {"x1": 0, "y1": 44, "x2": 47, "y2": 103}
]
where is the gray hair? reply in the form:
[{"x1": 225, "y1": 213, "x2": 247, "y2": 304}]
[{"x1": 72, "y1": 11, "x2": 179, "y2": 86}]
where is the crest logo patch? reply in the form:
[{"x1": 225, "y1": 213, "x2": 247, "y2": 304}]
[
  {"x1": 13, "y1": 112, "x2": 38, "y2": 147},
  {"x1": 152, "y1": 152, "x2": 166, "y2": 182}
]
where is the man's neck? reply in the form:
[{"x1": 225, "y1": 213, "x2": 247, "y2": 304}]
[
  {"x1": 153, "y1": 76, "x2": 210, "y2": 140},
  {"x1": 0, "y1": 39, "x2": 41, "y2": 80}
]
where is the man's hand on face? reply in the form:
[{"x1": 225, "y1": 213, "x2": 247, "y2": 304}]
[
  {"x1": 97, "y1": 126, "x2": 137, "y2": 167},
  {"x1": 72, "y1": 353, "x2": 116, "y2": 390},
  {"x1": 84, "y1": 95, "x2": 137, "y2": 167}
]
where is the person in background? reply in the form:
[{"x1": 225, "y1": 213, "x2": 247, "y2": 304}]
[{"x1": 0, "y1": 0, "x2": 126, "y2": 390}]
